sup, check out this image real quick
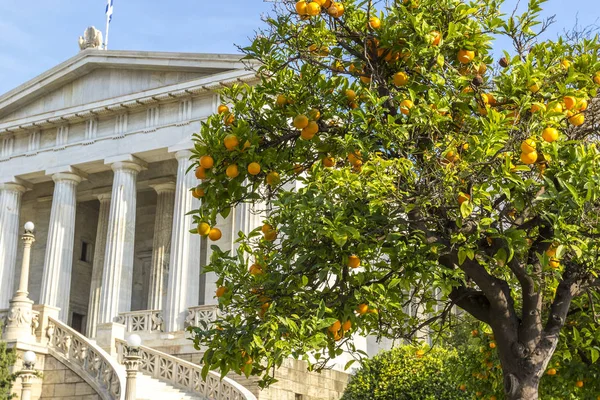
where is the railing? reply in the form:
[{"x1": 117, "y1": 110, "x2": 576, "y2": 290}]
[
  {"x1": 47, "y1": 317, "x2": 124, "y2": 400},
  {"x1": 185, "y1": 305, "x2": 221, "y2": 329},
  {"x1": 115, "y1": 339, "x2": 256, "y2": 400},
  {"x1": 114, "y1": 310, "x2": 163, "y2": 333}
]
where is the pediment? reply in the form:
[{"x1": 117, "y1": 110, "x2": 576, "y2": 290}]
[{"x1": 0, "y1": 50, "x2": 246, "y2": 124}]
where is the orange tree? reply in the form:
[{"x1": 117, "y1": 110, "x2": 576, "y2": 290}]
[{"x1": 189, "y1": 0, "x2": 600, "y2": 399}]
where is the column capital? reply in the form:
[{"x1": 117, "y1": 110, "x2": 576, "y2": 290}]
[
  {"x1": 150, "y1": 182, "x2": 176, "y2": 194},
  {"x1": 51, "y1": 172, "x2": 84, "y2": 184},
  {"x1": 46, "y1": 165, "x2": 87, "y2": 181},
  {"x1": 105, "y1": 154, "x2": 148, "y2": 172},
  {"x1": 0, "y1": 182, "x2": 28, "y2": 193},
  {"x1": 174, "y1": 150, "x2": 193, "y2": 161}
]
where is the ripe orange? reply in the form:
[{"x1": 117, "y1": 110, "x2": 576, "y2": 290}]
[
  {"x1": 293, "y1": 114, "x2": 309, "y2": 129},
  {"x1": 561, "y1": 59, "x2": 571, "y2": 69},
  {"x1": 471, "y1": 329, "x2": 478, "y2": 337},
  {"x1": 416, "y1": 349, "x2": 425, "y2": 358},
  {"x1": 223, "y1": 113, "x2": 235, "y2": 126},
  {"x1": 328, "y1": 320, "x2": 342, "y2": 333},
  {"x1": 266, "y1": 171, "x2": 280, "y2": 186},
  {"x1": 328, "y1": 2, "x2": 344, "y2": 17},
  {"x1": 457, "y1": 49, "x2": 475, "y2": 64},
  {"x1": 248, "y1": 162, "x2": 261, "y2": 176},
  {"x1": 567, "y1": 111, "x2": 585, "y2": 126},
  {"x1": 549, "y1": 258, "x2": 560, "y2": 269},
  {"x1": 345, "y1": 89, "x2": 357, "y2": 101},
  {"x1": 459, "y1": 384, "x2": 466, "y2": 391},
  {"x1": 530, "y1": 103, "x2": 546, "y2": 113},
  {"x1": 548, "y1": 102, "x2": 563, "y2": 113},
  {"x1": 200, "y1": 155, "x2": 214, "y2": 169},
  {"x1": 342, "y1": 320, "x2": 352, "y2": 332},
  {"x1": 594, "y1": 72, "x2": 600, "y2": 85},
  {"x1": 529, "y1": 82, "x2": 540, "y2": 93},
  {"x1": 369, "y1": 16, "x2": 381, "y2": 29},
  {"x1": 264, "y1": 229, "x2": 277, "y2": 241},
  {"x1": 261, "y1": 223, "x2": 273, "y2": 234},
  {"x1": 192, "y1": 187, "x2": 205, "y2": 198},
  {"x1": 249, "y1": 263, "x2": 264, "y2": 275},
  {"x1": 521, "y1": 151, "x2": 538, "y2": 165},
  {"x1": 489, "y1": 342, "x2": 496, "y2": 349},
  {"x1": 393, "y1": 71, "x2": 409, "y2": 86},
  {"x1": 295, "y1": 1, "x2": 308, "y2": 15},
  {"x1": 430, "y1": 31, "x2": 441, "y2": 46},
  {"x1": 575, "y1": 380, "x2": 584, "y2": 388},
  {"x1": 521, "y1": 139, "x2": 536, "y2": 154},
  {"x1": 563, "y1": 96, "x2": 577, "y2": 110},
  {"x1": 348, "y1": 151, "x2": 361, "y2": 165},
  {"x1": 301, "y1": 121, "x2": 319, "y2": 140},
  {"x1": 546, "y1": 246, "x2": 557, "y2": 257},
  {"x1": 400, "y1": 99, "x2": 413, "y2": 115},
  {"x1": 208, "y1": 228, "x2": 222, "y2": 241},
  {"x1": 458, "y1": 193, "x2": 470, "y2": 205},
  {"x1": 542, "y1": 127, "x2": 559, "y2": 143},
  {"x1": 195, "y1": 167, "x2": 207, "y2": 180},
  {"x1": 198, "y1": 222, "x2": 211, "y2": 236},
  {"x1": 276, "y1": 94, "x2": 287, "y2": 107},
  {"x1": 356, "y1": 303, "x2": 369, "y2": 315},
  {"x1": 445, "y1": 150, "x2": 459, "y2": 163},
  {"x1": 347, "y1": 255, "x2": 360, "y2": 268},
  {"x1": 226, "y1": 164, "x2": 239, "y2": 179},
  {"x1": 322, "y1": 156, "x2": 335, "y2": 168},
  {"x1": 293, "y1": 164, "x2": 304, "y2": 174},
  {"x1": 307, "y1": 2, "x2": 321, "y2": 16},
  {"x1": 216, "y1": 286, "x2": 227, "y2": 298},
  {"x1": 547, "y1": 368, "x2": 557, "y2": 375},
  {"x1": 308, "y1": 108, "x2": 321, "y2": 120},
  {"x1": 360, "y1": 75, "x2": 371, "y2": 84},
  {"x1": 490, "y1": 397, "x2": 497, "y2": 400},
  {"x1": 217, "y1": 104, "x2": 229, "y2": 114},
  {"x1": 224, "y1": 134, "x2": 239, "y2": 151},
  {"x1": 577, "y1": 99, "x2": 588, "y2": 111}
]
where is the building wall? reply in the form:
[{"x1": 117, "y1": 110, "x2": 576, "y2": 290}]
[{"x1": 40, "y1": 355, "x2": 100, "y2": 400}]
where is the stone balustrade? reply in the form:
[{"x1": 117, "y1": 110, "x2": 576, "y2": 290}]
[
  {"x1": 115, "y1": 339, "x2": 256, "y2": 400},
  {"x1": 185, "y1": 305, "x2": 221, "y2": 330},
  {"x1": 47, "y1": 317, "x2": 124, "y2": 400},
  {"x1": 114, "y1": 310, "x2": 164, "y2": 333}
]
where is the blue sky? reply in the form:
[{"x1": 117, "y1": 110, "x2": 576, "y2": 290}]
[{"x1": 0, "y1": 0, "x2": 597, "y2": 95}]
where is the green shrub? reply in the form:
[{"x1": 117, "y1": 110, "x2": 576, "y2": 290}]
[
  {"x1": 342, "y1": 345, "x2": 470, "y2": 400},
  {"x1": 0, "y1": 330, "x2": 16, "y2": 399}
]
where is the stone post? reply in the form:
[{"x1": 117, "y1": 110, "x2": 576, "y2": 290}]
[
  {"x1": 18, "y1": 351, "x2": 37, "y2": 400},
  {"x1": 0, "y1": 182, "x2": 27, "y2": 309},
  {"x1": 86, "y1": 193, "x2": 111, "y2": 338},
  {"x1": 98, "y1": 157, "x2": 146, "y2": 324},
  {"x1": 40, "y1": 171, "x2": 84, "y2": 321},
  {"x1": 3, "y1": 223, "x2": 36, "y2": 342},
  {"x1": 147, "y1": 183, "x2": 176, "y2": 311},
  {"x1": 164, "y1": 150, "x2": 201, "y2": 332},
  {"x1": 123, "y1": 334, "x2": 142, "y2": 400}
]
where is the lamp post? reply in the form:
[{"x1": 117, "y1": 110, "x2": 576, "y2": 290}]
[
  {"x1": 19, "y1": 351, "x2": 37, "y2": 400},
  {"x1": 123, "y1": 334, "x2": 142, "y2": 400},
  {"x1": 2, "y1": 223, "x2": 36, "y2": 342}
]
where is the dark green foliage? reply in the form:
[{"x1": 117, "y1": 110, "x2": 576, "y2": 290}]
[
  {"x1": 0, "y1": 331, "x2": 16, "y2": 399},
  {"x1": 341, "y1": 345, "x2": 469, "y2": 400}
]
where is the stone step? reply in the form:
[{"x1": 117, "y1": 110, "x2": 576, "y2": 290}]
[{"x1": 134, "y1": 371, "x2": 203, "y2": 400}]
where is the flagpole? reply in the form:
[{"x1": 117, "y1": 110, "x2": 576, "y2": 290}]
[{"x1": 104, "y1": 0, "x2": 111, "y2": 50}]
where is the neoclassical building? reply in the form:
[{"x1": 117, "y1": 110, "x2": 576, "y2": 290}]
[{"x1": 0, "y1": 30, "x2": 354, "y2": 400}]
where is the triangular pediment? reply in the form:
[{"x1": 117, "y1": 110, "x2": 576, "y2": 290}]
[{"x1": 0, "y1": 49, "x2": 246, "y2": 123}]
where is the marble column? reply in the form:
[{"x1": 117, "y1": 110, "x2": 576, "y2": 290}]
[
  {"x1": 98, "y1": 159, "x2": 145, "y2": 324},
  {"x1": 164, "y1": 150, "x2": 201, "y2": 332},
  {"x1": 147, "y1": 183, "x2": 176, "y2": 311},
  {"x1": 86, "y1": 193, "x2": 111, "y2": 338},
  {"x1": 40, "y1": 172, "x2": 83, "y2": 321},
  {"x1": 0, "y1": 183, "x2": 26, "y2": 309}
]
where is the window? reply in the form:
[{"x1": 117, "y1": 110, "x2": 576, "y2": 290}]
[
  {"x1": 80, "y1": 241, "x2": 90, "y2": 262},
  {"x1": 71, "y1": 312, "x2": 84, "y2": 334},
  {"x1": 295, "y1": 395, "x2": 303, "y2": 400}
]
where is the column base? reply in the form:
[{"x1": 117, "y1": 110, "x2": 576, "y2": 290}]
[
  {"x1": 2, "y1": 297, "x2": 35, "y2": 343},
  {"x1": 96, "y1": 322, "x2": 125, "y2": 356}
]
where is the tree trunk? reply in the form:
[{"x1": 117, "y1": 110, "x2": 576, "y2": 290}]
[{"x1": 503, "y1": 369, "x2": 544, "y2": 400}]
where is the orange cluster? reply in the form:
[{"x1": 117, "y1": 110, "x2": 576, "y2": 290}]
[
  {"x1": 327, "y1": 319, "x2": 352, "y2": 341},
  {"x1": 295, "y1": 0, "x2": 345, "y2": 19}
]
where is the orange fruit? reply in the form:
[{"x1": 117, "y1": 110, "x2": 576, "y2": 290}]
[
  {"x1": 192, "y1": 187, "x2": 205, "y2": 198},
  {"x1": 356, "y1": 303, "x2": 369, "y2": 315},
  {"x1": 208, "y1": 228, "x2": 222, "y2": 241},
  {"x1": 293, "y1": 114, "x2": 309, "y2": 129},
  {"x1": 328, "y1": 320, "x2": 342, "y2": 333},
  {"x1": 458, "y1": 193, "x2": 470, "y2": 205},
  {"x1": 301, "y1": 121, "x2": 319, "y2": 140},
  {"x1": 575, "y1": 380, "x2": 584, "y2": 388},
  {"x1": 226, "y1": 164, "x2": 239, "y2": 179},
  {"x1": 293, "y1": 164, "x2": 304, "y2": 174},
  {"x1": 342, "y1": 320, "x2": 352, "y2": 332},
  {"x1": 489, "y1": 342, "x2": 496, "y2": 349},
  {"x1": 459, "y1": 384, "x2": 466, "y2": 391},
  {"x1": 567, "y1": 111, "x2": 585, "y2": 126},
  {"x1": 347, "y1": 255, "x2": 360, "y2": 268},
  {"x1": 306, "y1": 1, "x2": 321, "y2": 16},
  {"x1": 360, "y1": 75, "x2": 371, "y2": 84},
  {"x1": 248, "y1": 162, "x2": 261, "y2": 176},
  {"x1": 223, "y1": 113, "x2": 235, "y2": 126},
  {"x1": 549, "y1": 258, "x2": 560, "y2": 269},
  {"x1": 530, "y1": 103, "x2": 546, "y2": 113},
  {"x1": 400, "y1": 99, "x2": 413, "y2": 115},
  {"x1": 542, "y1": 127, "x2": 559, "y2": 143},
  {"x1": 328, "y1": 2, "x2": 344, "y2": 17},
  {"x1": 529, "y1": 82, "x2": 540, "y2": 93},
  {"x1": 264, "y1": 229, "x2": 277, "y2": 241},
  {"x1": 266, "y1": 171, "x2": 280, "y2": 186},
  {"x1": 393, "y1": 71, "x2": 409, "y2": 86},
  {"x1": 195, "y1": 167, "x2": 207, "y2": 180},
  {"x1": 457, "y1": 49, "x2": 475, "y2": 64},
  {"x1": 216, "y1": 286, "x2": 227, "y2": 298},
  {"x1": 322, "y1": 156, "x2": 335, "y2": 167},
  {"x1": 546, "y1": 246, "x2": 557, "y2": 257},
  {"x1": 276, "y1": 95, "x2": 287, "y2": 107},
  {"x1": 295, "y1": 1, "x2": 308, "y2": 15},
  {"x1": 594, "y1": 72, "x2": 600, "y2": 85},
  {"x1": 548, "y1": 102, "x2": 563, "y2": 113},
  {"x1": 224, "y1": 134, "x2": 239, "y2": 151},
  {"x1": 521, "y1": 151, "x2": 538, "y2": 165},
  {"x1": 430, "y1": 31, "x2": 441, "y2": 46},
  {"x1": 261, "y1": 224, "x2": 273, "y2": 234},
  {"x1": 416, "y1": 349, "x2": 425, "y2": 358},
  {"x1": 345, "y1": 89, "x2": 357, "y2": 101},
  {"x1": 563, "y1": 96, "x2": 577, "y2": 110},
  {"x1": 198, "y1": 222, "x2": 211, "y2": 236},
  {"x1": 249, "y1": 263, "x2": 264, "y2": 275},
  {"x1": 217, "y1": 104, "x2": 229, "y2": 114},
  {"x1": 521, "y1": 139, "x2": 536, "y2": 154},
  {"x1": 200, "y1": 155, "x2": 214, "y2": 169},
  {"x1": 348, "y1": 151, "x2": 361, "y2": 165},
  {"x1": 308, "y1": 108, "x2": 321, "y2": 120},
  {"x1": 560, "y1": 59, "x2": 571, "y2": 69},
  {"x1": 369, "y1": 16, "x2": 381, "y2": 29},
  {"x1": 471, "y1": 329, "x2": 478, "y2": 337},
  {"x1": 445, "y1": 150, "x2": 459, "y2": 163},
  {"x1": 577, "y1": 99, "x2": 588, "y2": 111}
]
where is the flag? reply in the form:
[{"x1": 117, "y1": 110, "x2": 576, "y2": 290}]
[{"x1": 106, "y1": 0, "x2": 114, "y2": 22}]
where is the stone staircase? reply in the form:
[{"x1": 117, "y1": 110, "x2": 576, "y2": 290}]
[{"x1": 135, "y1": 372, "x2": 202, "y2": 400}]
